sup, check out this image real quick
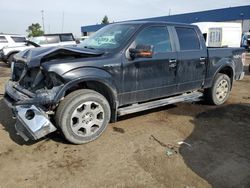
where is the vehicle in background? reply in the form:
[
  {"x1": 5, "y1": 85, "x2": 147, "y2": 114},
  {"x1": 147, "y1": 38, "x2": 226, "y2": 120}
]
[
  {"x1": 193, "y1": 22, "x2": 242, "y2": 48},
  {"x1": 30, "y1": 33, "x2": 76, "y2": 47},
  {"x1": 0, "y1": 33, "x2": 76, "y2": 65},
  {"x1": 241, "y1": 31, "x2": 250, "y2": 51},
  {"x1": 0, "y1": 34, "x2": 26, "y2": 50},
  {"x1": 80, "y1": 36, "x2": 89, "y2": 41}
]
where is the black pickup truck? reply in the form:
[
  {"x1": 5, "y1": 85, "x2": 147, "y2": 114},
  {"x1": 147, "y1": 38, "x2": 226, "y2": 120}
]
[{"x1": 4, "y1": 21, "x2": 245, "y2": 144}]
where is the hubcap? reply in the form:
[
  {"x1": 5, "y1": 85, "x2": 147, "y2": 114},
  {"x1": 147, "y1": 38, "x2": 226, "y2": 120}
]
[
  {"x1": 216, "y1": 79, "x2": 229, "y2": 102},
  {"x1": 70, "y1": 101, "x2": 105, "y2": 137}
]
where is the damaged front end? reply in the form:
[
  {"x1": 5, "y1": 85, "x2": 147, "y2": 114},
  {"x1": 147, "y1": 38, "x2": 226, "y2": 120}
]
[
  {"x1": 4, "y1": 60, "x2": 64, "y2": 141},
  {"x1": 4, "y1": 46, "x2": 104, "y2": 141}
]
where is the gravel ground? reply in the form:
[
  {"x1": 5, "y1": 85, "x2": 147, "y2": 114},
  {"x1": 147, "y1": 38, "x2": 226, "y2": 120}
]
[{"x1": 0, "y1": 60, "x2": 249, "y2": 188}]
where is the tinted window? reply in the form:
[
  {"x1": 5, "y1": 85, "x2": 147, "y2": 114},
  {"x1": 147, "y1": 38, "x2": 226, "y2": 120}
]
[
  {"x1": 45, "y1": 35, "x2": 60, "y2": 44},
  {"x1": 135, "y1": 26, "x2": 172, "y2": 53},
  {"x1": 0, "y1": 36, "x2": 8, "y2": 43},
  {"x1": 176, "y1": 27, "x2": 200, "y2": 50},
  {"x1": 60, "y1": 34, "x2": 74, "y2": 42},
  {"x1": 11, "y1": 37, "x2": 26, "y2": 43}
]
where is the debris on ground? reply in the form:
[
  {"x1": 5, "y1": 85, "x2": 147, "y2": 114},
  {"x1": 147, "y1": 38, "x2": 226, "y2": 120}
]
[
  {"x1": 113, "y1": 127, "x2": 125, "y2": 134},
  {"x1": 150, "y1": 135, "x2": 179, "y2": 157},
  {"x1": 177, "y1": 141, "x2": 192, "y2": 148}
]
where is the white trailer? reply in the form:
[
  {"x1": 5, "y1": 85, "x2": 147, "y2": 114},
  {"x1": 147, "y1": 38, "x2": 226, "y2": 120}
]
[{"x1": 193, "y1": 22, "x2": 242, "y2": 48}]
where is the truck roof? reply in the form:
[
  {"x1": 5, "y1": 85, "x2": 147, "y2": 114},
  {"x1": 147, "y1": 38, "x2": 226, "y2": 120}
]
[{"x1": 114, "y1": 20, "x2": 194, "y2": 27}]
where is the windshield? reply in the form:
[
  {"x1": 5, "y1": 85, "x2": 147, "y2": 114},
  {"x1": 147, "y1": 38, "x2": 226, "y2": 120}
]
[{"x1": 79, "y1": 24, "x2": 138, "y2": 51}]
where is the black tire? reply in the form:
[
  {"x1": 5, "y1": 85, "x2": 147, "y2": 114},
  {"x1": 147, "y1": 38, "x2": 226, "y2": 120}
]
[
  {"x1": 55, "y1": 89, "x2": 111, "y2": 144},
  {"x1": 204, "y1": 73, "x2": 231, "y2": 105}
]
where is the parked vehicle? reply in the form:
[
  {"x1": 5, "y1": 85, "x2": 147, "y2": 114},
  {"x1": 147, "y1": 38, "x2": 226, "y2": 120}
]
[
  {"x1": 241, "y1": 31, "x2": 250, "y2": 51},
  {"x1": 193, "y1": 22, "x2": 242, "y2": 48},
  {"x1": 0, "y1": 34, "x2": 26, "y2": 50},
  {"x1": 0, "y1": 40, "x2": 39, "y2": 64},
  {"x1": 0, "y1": 33, "x2": 76, "y2": 64},
  {"x1": 4, "y1": 21, "x2": 245, "y2": 144},
  {"x1": 30, "y1": 33, "x2": 76, "y2": 47}
]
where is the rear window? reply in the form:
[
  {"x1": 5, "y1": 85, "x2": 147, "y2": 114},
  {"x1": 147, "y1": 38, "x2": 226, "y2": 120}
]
[
  {"x1": 60, "y1": 34, "x2": 74, "y2": 42},
  {"x1": 176, "y1": 27, "x2": 201, "y2": 51},
  {"x1": 11, "y1": 37, "x2": 26, "y2": 43},
  {"x1": 0, "y1": 36, "x2": 8, "y2": 43}
]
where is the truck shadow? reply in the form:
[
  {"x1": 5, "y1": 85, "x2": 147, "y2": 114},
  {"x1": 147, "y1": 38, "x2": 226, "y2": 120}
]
[{"x1": 178, "y1": 104, "x2": 250, "y2": 188}]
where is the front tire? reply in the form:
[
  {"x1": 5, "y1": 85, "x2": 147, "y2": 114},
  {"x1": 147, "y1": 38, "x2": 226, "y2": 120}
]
[
  {"x1": 55, "y1": 89, "x2": 111, "y2": 144},
  {"x1": 204, "y1": 73, "x2": 231, "y2": 105}
]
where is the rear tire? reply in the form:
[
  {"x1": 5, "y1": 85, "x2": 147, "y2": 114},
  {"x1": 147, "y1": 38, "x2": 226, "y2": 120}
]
[
  {"x1": 55, "y1": 89, "x2": 111, "y2": 144},
  {"x1": 204, "y1": 73, "x2": 231, "y2": 105}
]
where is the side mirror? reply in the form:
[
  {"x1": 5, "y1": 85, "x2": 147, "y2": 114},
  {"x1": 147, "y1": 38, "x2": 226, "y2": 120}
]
[{"x1": 129, "y1": 44, "x2": 154, "y2": 59}]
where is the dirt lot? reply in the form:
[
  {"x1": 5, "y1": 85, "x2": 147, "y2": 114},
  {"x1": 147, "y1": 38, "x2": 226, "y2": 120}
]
[{"x1": 0, "y1": 60, "x2": 249, "y2": 188}]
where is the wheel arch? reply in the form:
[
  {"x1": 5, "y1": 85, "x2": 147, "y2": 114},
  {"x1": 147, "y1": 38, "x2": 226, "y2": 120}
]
[
  {"x1": 55, "y1": 77, "x2": 119, "y2": 122},
  {"x1": 213, "y1": 65, "x2": 235, "y2": 88},
  {"x1": 7, "y1": 51, "x2": 20, "y2": 59}
]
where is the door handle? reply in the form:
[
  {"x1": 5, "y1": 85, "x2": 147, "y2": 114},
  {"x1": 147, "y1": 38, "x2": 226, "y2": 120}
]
[
  {"x1": 169, "y1": 59, "x2": 177, "y2": 68},
  {"x1": 200, "y1": 57, "x2": 206, "y2": 65},
  {"x1": 169, "y1": 59, "x2": 177, "y2": 63}
]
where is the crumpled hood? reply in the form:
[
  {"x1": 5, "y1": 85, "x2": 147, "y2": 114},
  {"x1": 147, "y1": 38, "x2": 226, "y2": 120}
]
[{"x1": 15, "y1": 46, "x2": 104, "y2": 68}]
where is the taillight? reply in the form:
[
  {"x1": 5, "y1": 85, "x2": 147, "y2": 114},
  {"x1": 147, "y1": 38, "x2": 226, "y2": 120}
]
[{"x1": 242, "y1": 53, "x2": 246, "y2": 65}]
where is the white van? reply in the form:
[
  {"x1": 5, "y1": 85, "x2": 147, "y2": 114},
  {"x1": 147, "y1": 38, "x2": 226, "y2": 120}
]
[{"x1": 193, "y1": 22, "x2": 242, "y2": 48}]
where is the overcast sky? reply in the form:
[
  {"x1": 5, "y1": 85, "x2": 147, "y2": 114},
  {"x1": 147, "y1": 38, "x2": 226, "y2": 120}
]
[{"x1": 0, "y1": 0, "x2": 249, "y2": 37}]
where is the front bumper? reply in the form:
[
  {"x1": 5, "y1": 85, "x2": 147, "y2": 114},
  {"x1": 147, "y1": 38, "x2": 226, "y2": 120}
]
[
  {"x1": 4, "y1": 81, "x2": 58, "y2": 141},
  {"x1": 15, "y1": 105, "x2": 57, "y2": 141}
]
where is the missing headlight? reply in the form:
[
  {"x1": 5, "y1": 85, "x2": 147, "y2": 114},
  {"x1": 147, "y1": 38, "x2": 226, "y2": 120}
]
[{"x1": 45, "y1": 72, "x2": 64, "y2": 89}]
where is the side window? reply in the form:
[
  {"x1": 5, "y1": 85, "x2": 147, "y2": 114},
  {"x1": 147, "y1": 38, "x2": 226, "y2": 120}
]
[
  {"x1": 0, "y1": 36, "x2": 8, "y2": 43},
  {"x1": 11, "y1": 37, "x2": 26, "y2": 43},
  {"x1": 135, "y1": 26, "x2": 172, "y2": 54},
  {"x1": 60, "y1": 34, "x2": 74, "y2": 42},
  {"x1": 45, "y1": 36, "x2": 60, "y2": 44},
  {"x1": 176, "y1": 27, "x2": 201, "y2": 51}
]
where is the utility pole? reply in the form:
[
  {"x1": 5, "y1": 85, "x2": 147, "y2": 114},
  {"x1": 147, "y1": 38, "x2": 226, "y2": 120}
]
[
  {"x1": 41, "y1": 10, "x2": 45, "y2": 33},
  {"x1": 168, "y1": 8, "x2": 171, "y2": 16}
]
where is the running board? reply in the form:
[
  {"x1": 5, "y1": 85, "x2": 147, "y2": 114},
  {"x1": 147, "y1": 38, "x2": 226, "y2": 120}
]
[{"x1": 118, "y1": 92, "x2": 203, "y2": 116}]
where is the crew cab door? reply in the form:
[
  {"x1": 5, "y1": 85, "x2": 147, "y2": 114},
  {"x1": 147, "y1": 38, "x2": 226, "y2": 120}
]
[
  {"x1": 174, "y1": 26, "x2": 207, "y2": 92},
  {"x1": 121, "y1": 25, "x2": 178, "y2": 104}
]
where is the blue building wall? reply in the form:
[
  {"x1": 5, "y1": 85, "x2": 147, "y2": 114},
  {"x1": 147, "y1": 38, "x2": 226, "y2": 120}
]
[{"x1": 81, "y1": 5, "x2": 250, "y2": 33}]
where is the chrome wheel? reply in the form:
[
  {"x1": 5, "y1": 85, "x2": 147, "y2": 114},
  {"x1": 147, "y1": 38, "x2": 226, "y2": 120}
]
[
  {"x1": 70, "y1": 101, "x2": 105, "y2": 137},
  {"x1": 215, "y1": 79, "x2": 229, "y2": 102}
]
